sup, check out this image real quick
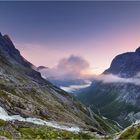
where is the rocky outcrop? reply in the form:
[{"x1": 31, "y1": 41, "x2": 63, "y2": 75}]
[{"x1": 37, "y1": 66, "x2": 48, "y2": 71}]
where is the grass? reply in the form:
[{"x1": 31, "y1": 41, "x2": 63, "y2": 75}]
[
  {"x1": 93, "y1": 113, "x2": 120, "y2": 134},
  {"x1": 19, "y1": 126, "x2": 95, "y2": 139},
  {"x1": 78, "y1": 83, "x2": 140, "y2": 128},
  {"x1": 119, "y1": 124, "x2": 140, "y2": 139},
  {"x1": 0, "y1": 120, "x2": 7, "y2": 126},
  {"x1": 0, "y1": 119, "x2": 96, "y2": 139},
  {"x1": 0, "y1": 130, "x2": 12, "y2": 139}
]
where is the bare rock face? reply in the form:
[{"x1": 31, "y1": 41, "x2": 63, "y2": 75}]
[
  {"x1": 104, "y1": 47, "x2": 140, "y2": 77},
  {"x1": 37, "y1": 66, "x2": 48, "y2": 71},
  {"x1": 0, "y1": 136, "x2": 8, "y2": 140},
  {"x1": 135, "y1": 46, "x2": 140, "y2": 54}
]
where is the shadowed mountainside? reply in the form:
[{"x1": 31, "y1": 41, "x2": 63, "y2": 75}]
[{"x1": 77, "y1": 47, "x2": 140, "y2": 128}]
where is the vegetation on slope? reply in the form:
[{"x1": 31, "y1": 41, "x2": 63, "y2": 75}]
[
  {"x1": 118, "y1": 123, "x2": 140, "y2": 140},
  {"x1": 77, "y1": 82, "x2": 140, "y2": 127},
  {"x1": 0, "y1": 119, "x2": 96, "y2": 139}
]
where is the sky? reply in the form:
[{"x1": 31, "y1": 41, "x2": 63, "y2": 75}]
[{"x1": 0, "y1": 1, "x2": 140, "y2": 75}]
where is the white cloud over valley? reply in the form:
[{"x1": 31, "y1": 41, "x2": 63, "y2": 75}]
[{"x1": 94, "y1": 74, "x2": 140, "y2": 86}]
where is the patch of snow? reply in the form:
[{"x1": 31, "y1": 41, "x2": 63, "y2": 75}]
[
  {"x1": 102, "y1": 116, "x2": 107, "y2": 120},
  {"x1": 0, "y1": 106, "x2": 80, "y2": 132},
  {"x1": 134, "y1": 119, "x2": 140, "y2": 124}
]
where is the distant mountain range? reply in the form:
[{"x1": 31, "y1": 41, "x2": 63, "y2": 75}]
[
  {"x1": 0, "y1": 32, "x2": 120, "y2": 139},
  {"x1": 77, "y1": 47, "x2": 140, "y2": 128}
]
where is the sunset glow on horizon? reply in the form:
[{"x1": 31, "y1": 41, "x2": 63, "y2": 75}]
[{"x1": 1, "y1": 1, "x2": 140, "y2": 75}]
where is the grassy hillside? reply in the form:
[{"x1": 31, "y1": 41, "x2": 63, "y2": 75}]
[
  {"x1": 0, "y1": 119, "x2": 97, "y2": 139},
  {"x1": 118, "y1": 122, "x2": 140, "y2": 139}
]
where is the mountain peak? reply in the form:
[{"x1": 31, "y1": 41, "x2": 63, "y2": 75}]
[
  {"x1": 135, "y1": 46, "x2": 140, "y2": 54},
  {"x1": 104, "y1": 47, "x2": 140, "y2": 77},
  {"x1": 0, "y1": 32, "x2": 13, "y2": 46},
  {"x1": 3, "y1": 34, "x2": 12, "y2": 40}
]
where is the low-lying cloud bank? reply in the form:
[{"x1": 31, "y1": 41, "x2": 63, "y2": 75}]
[
  {"x1": 60, "y1": 80, "x2": 92, "y2": 93},
  {"x1": 39, "y1": 55, "x2": 90, "y2": 80},
  {"x1": 94, "y1": 74, "x2": 140, "y2": 86}
]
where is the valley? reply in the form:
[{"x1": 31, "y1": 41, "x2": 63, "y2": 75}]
[
  {"x1": 1, "y1": 1, "x2": 140, "y2": 139},
  {"x1": 77, "y1": 48, "x2": 140, "y2": 128},
  {"x1": 0, "y1": 32, "x2": 120, "y2": 139}
]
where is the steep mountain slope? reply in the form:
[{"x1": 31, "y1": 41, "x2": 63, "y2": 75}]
[
  {"x1": 116, "y1": 121, "x2": 140, "y2": 139},
  {"x1": 0, "y1": 32, "x2": 118, "y2": 138},
  {"x1": 104, "y1": 47, "x2": 140, "y2": 77},
  {"x1": 77, "y1": 47, "x2": 140, "y2": 127}
]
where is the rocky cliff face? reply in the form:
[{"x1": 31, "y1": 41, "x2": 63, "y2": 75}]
[
  {"x1": 0, "y1": 32, "x2": 118, "y2": 138},
  {"x1": 77, "y1": 47, "x2": 140, "y2": 127},
  {"x1": 104, "y1": 47, "x2": 140, "y2": 77}
]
